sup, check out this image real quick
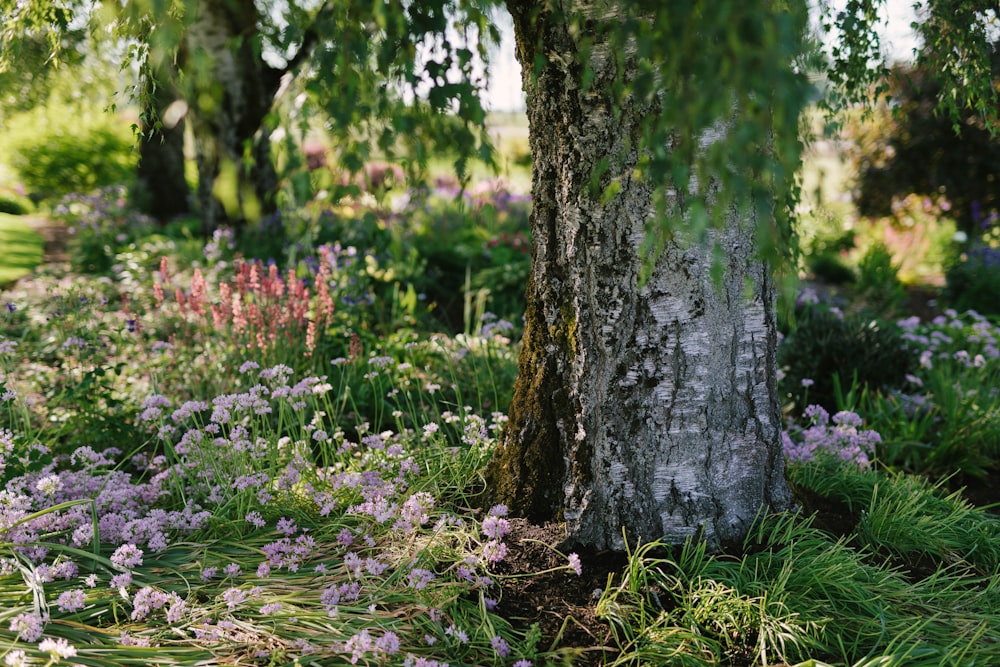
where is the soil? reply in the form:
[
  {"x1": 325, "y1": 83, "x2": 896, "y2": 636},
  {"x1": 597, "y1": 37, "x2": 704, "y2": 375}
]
[{"x1": 24, "y1": 216, "x2": 69, "y2": 263}]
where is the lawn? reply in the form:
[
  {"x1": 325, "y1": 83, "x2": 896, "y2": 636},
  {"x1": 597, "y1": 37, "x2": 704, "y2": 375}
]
[
  {"x1": 0, "y1": 182, "x2": 998, "y2": 667},
  {"x1": 0, "y1": 214, "x2": 44, "y2": 286}
]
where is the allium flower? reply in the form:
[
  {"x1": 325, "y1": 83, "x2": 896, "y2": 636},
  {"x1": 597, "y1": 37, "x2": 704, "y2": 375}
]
[
  {"x1": 223, "y1": 587, "x2": 248, "y2": 610},
  {"x1": 407, "y1": 567, "x2": 435, "y2": 590},
  {"x1": 513, "y1": 661, "x2": 533, "y2": 667},
  {"x1": 482, "y1": 540, "x2": 508, "y2": 564},
  {"x1": 56, "y1": 588, "x2": 87, "y2": 613},
  {"x1": 110, "y1": 544, "x2": 143, "y2": 570},
  {"x1": 491, "y1": 635, "x2": 510, "y2": 657},
  {"x1": 260, "y1": 602, "x2": 282, "y2": 615},
  {"x1": 481, "y1": 515, "x2": 511, "y2": 540},
  {"x1": 110, "y1": 572, "x2": 132, "y2": 590},
  {"x1": 568, "y1": 552, "x2": 583, "y2": 576},
  {"x1": 276, "y1": 517, "x2": 297, "y2": 535},
  {"x1": 376, "y1": 631, "x2": 400, "y2": 655},
  {"x1": 35, "y1": 474, "x2": 63, "y2": 496},
  {"x1": 38, "y1": 636, "x2": 77, "y2": 659},
  {"x1": 9, "y1": 612, "x2": 45, "y2": 642},
  {"x1": 201, "y1": 567, "x2": 218, "y2": 581},
  {"x1": 3, "y1": 650, "x2": 26, "y2": 667}
]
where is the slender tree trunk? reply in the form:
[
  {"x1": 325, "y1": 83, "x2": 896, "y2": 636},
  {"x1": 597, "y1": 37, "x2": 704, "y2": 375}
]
[
  {"x1": 136, "y1": 63, "x2": 191, "y2": 222},
  {"x1": 484, "y1": 2, "x2": 793, "y2": 551},
  {"x1": 183, "y1": 0, "x2": 281, "y2": 234}
]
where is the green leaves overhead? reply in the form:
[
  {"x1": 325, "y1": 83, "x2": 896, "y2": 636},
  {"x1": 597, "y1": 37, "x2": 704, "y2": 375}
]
[{"x1": 587, "y1": 0, "x2": 814, "y2": 271}]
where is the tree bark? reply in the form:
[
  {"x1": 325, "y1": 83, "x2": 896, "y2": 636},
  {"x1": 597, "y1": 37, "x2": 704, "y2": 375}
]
[
  {"x1": 183, "y1": 0, "x2": 282, "y2": 234},
  {"x1": 136, "y1": 63, "x2": 191, "y2": 222},
  {"x1": 484, "y1": 2, "x2": 793, "y2": 551}
]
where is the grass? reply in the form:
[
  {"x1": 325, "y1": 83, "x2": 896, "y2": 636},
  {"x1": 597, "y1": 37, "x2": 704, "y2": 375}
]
[
  {"x1": 0, "y1": 214, "x2": 44, "y2": 286},
  {"x1": 0, "y1": 178, "x2": 998, "y2": 666}
]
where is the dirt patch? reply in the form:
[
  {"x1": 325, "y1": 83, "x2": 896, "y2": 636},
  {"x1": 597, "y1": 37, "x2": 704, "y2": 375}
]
[
  {"x1": 24, "y1": 216, "x2": 69, "y2": 263},
  {"x1": 491, "y1": 520, "x2": 626, "y2": 666}
]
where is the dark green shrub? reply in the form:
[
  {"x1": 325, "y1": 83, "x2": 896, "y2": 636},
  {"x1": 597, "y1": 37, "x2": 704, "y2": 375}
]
[
  {"x1": 4, "y1": 102, "x2": 136, "y2": 201},
  {"x1": 805, "y1": 228, "x2": 856, "y2": 284},
  {"x1": 779, "y1": 306, "x2": 915, "y2": 412},
  {"x1": 855, "y1": 241, "x2": 905, "y2": 314},
  {"x1": 808, "y1": 252, "x2": 856, "y2": 284},
  {"x1": 0, "y1": 190, "x2": 34, "y2": 215},
  {"x1": 943, "y1": 243, "x2": 1000, "y2": 317}
]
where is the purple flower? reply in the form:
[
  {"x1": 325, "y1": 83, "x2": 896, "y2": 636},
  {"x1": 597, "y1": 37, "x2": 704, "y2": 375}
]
[
  {"x1": 481, "y1": 515, "x2": 511, "y2": 540},
  {"x1": 8, "y1": 612, "x2": 45, "y2": 642},
  {"x1": 568, "y1": 552, "x2": 582, "y2": 576},
  {"x1": 276, "y1": 517, "x2": 298, "y2": 535},
  {"x1": 111, "y1": 544, "x2": 143, "y2": 570},
  {"x1": 491, "y1": 635, "x2": 510, "y2": 658},
  {"x1": 56, "y1": 588, "x2": 87, "y2": 613},
  {"x1": 407, "y1": 567, "x2": 436, "y2": 590},
  {"x1": 482, "y1": 540, "x2": 508, "y2": 564},
  {"x1": 223, "y1": 587, "x2": 247, "y2": 610}
]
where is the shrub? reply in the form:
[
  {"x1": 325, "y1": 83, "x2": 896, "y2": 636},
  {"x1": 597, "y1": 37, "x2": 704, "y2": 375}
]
[
  {"x1": 943, "y1": 243, "x2": 1000, "y2": 316},
  {"x1": 778, "y1": 306, "x2": 915, "y2": 412},
  {"x1": 52, "y1": 187, "x2": 157, "y2": 275},
  {"x1": 3, "y1": 101, "x2": 136, "y2": 201},
  {"x1": 855, "y1": 241, "x2": 905, "y2": 314},
  {"x1": 0, "y1": 190, "x2": 34, "y2": 215}
]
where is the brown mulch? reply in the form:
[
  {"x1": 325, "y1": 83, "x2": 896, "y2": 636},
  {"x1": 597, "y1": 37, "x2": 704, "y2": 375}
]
[{"x1": 491, "y1": 520, "x2": 627, "y2": 667}]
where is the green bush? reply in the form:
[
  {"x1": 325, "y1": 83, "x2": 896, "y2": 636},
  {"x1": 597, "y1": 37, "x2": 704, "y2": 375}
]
[
  {"x1": 3, "y1": 101, "x2": 136, "y2": 201},
  {"x1": 943, "y1": 243, "x2": 1000, "y2": 316},
  {"x1": 0, "y1": 190, "x2": 34, "y2": 215},
  {"x1": 855, "y1": 241, "x2": 905, "y2": 314},
  {"x1": 779, "y1": 306, "x2": 915, "y2": 412}
]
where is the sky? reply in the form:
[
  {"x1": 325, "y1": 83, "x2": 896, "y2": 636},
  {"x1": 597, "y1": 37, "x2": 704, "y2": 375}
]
[{"x1": 483, "y1": 1, "x2": 923, "y2": 113}]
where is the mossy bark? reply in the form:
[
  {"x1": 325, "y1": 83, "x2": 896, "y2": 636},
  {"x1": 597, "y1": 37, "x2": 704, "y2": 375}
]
[
  {"x1": 484, "y1": 1, "x2": 793, "y2": 551},
  {"x1": 183, "y1": 0, "x2": 281, "y2": 234}
]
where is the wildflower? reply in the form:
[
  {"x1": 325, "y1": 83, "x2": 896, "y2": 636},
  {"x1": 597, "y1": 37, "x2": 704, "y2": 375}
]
[
  {"x1": 246, "y1": 511, "x2": 266, "y2": 528},
  {"x1": 5, "y1": 303, "x2": 14, "y2": 313},
  {"x1": 513, "y1": 661, "x2": 533, "y2": 667},
  {"x1": 9, "y1": 612, "x2": 45, "y2": 642},
  {"x1": 3, "y1": 650, "x2": 26, "y2": 667},
  {"x1": 481, "y1": 514, "x2": 511, "y2": 540},
  {"x1": 110, "y1": 544, "x2": 143, "y2": 570},
  {"x1": 201, "y1": 567, "x2": 218, "y2": 581},
  {"x1": 110, "y1": 572, "x2": 132, "y2": 590},
  {"x1": 223, "y1": 587, "x2": 248, "y2": 610},
  {"x1": 223, "y1": 563, "x2": 242, "y2": 578},
  {"x1": 35, "y1": 474, "x2": 63, "y2": 496},
  {"x1": 482, "y1": 540, "x2": 508, "y2": 563},
  {"x1": 376, "y1": 631, "x2": 401, "y2": 655},
  {"x1": 84, "y1": 573, "x2": 99, "y2": 587},
  {"x1": 260, "y1": 602, "x2": 282, "y2": 615},
  {"x1": 491, "y1": 635, "x2": 511, "y2": 658},
  {"x1": 568, "y1": 552, "x2": 583, "y2": 576},
  {"x1": 800, "y1": 378, "x2": 814, "y2": 388},
  {"x1": 407, "y1": 567, "x2": 436, "y2": 590},
  {"x1": 40, "y1": 637, "x2": 79, "y2": 660},
  {"x1": 445, "y1": 624, "x2": 468, "y2": 643},
  {"x1": 56, "y1": 588, "x2": 87, "y2": 613},
  {"x1": 276, "y1": 517, "x2": 297, "y2": 535}
]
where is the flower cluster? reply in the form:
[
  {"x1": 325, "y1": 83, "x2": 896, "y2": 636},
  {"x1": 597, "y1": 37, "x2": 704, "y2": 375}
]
[{"x1": 783, "y1": 405, "x2": 882, "y2": 467}]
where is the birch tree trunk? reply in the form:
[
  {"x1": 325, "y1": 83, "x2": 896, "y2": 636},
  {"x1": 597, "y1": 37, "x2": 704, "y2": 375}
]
[
  {"x1": 183, "y1": 0, "x2": 281, "y2": 233},
  {"x1": 484, "y1": 2, "x2": 793, "y2": 551}
]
